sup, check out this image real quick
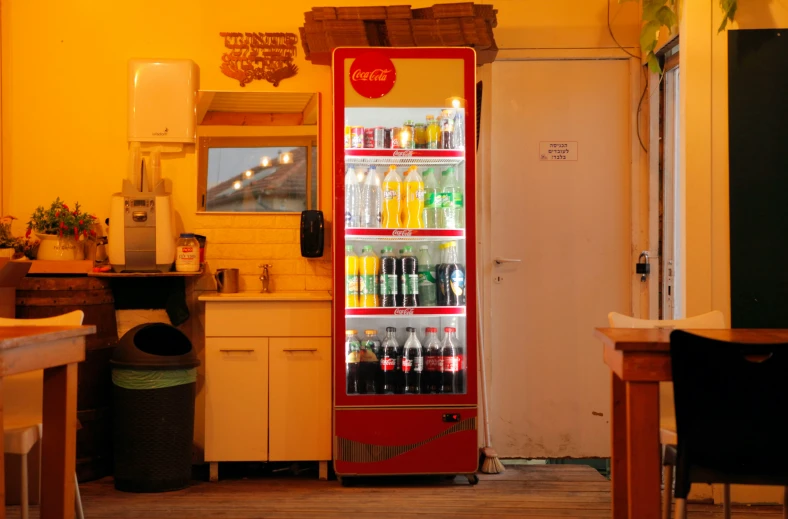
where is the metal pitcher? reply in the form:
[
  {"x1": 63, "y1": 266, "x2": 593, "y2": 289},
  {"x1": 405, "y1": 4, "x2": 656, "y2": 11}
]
[{"x1": 215, "y1": 268, "x2": 240, "y2": 293}]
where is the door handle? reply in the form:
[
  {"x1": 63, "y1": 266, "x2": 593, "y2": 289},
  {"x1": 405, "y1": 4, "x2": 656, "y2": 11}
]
[
  {"x1": 219, "y1": 349, "x2": 255, "y2": 353},
  {"x1": 283, "y1": 348, "x2": 318, "y2": 352},
  {"x1": 494, "y1": 257, "x2": 522, "y2": 265}
]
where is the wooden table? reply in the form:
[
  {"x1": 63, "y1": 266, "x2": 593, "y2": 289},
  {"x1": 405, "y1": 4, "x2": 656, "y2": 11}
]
[
  {"x1": 595, "y1": 327, "x2": 788, "y2": 519},
  {"x1": 0, "y1": 325, "x2": 95, "y2": 519}
]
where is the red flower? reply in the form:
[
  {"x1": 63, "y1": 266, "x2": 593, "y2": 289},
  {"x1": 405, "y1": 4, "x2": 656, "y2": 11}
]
[
  {"x1": 74, "y1": 227, "x2": 79, "y2": 240},
  {"x1": 83, "y1": 230, "x2": 88, "y2": 237},
  {"x1": 62, "y1": 204, "x2": 69, "y2": 211},
  {"x1": 60, "y1": 221, "x2": 66, "y2": 229},
  {"x1": 25, "y1": 228, "x2": 31, "y2": 238},
  {"x1": 55, "y1": 212, "x2": 60, "y2": 218},
  {"x1": 90, "y1": 230, "x2": 96, "y2": 237},
  {"x1": 79, "y1": 220, "x2": 84, "y2": 225}
]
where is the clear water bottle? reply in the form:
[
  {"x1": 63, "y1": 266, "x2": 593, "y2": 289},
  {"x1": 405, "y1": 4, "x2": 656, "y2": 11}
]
[
  {"x1": 344, "y1": 166, "x2": 361, "y2": 228},
  {"x1": 417, "y1": 245, "x2": 437, "y2": 306},
  {"x1": 439, "y1": 167, "x2": 463, "y2": 229},
  {"x1": 422, "y1": 168, "x2": 439, "y2": 229},
  {"x1": 360, "y1": 166, "x2": 382, "y2": 228}
]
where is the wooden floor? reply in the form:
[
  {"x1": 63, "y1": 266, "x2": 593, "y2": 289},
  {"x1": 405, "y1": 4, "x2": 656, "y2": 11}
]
[{"x1": 5, "y1": 464, "x2": 785, "y2": 518}]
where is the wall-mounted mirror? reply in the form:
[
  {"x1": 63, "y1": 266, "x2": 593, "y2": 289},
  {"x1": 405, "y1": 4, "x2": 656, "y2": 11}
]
[{"x1": 196, "y1": 91, "x2": 319, "y2": 213}]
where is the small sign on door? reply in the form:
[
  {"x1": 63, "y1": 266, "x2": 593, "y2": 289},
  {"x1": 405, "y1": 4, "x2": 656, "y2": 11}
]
[{"x1": 539, "y1": 142, "x2": 578, "y2": 161}]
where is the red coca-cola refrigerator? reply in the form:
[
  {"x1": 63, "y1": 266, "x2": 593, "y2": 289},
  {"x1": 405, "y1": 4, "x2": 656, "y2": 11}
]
[{"x1": 332, "y1": 47, "x2": 478, "y2": 484}]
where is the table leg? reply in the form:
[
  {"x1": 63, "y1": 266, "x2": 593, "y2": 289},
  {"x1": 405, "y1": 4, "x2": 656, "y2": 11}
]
[
  {"x1": 41, "y1": 363, "x2": 77, "y2": 519},
  {"x1": 626, "y1": 381, "x2": 661, "y2": 519},
  {"x1": 611, "y1": 373, "x2": 628, "y2": 519},
  {"x1": 0, "y1": 377, "x2": 6, "y2": 519}
]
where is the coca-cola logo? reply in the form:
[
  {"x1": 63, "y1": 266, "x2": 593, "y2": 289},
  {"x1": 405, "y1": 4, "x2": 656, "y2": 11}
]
[
  {"x1": 349, "y1": 52, "x2": 396, "y2": 99},
  {"x1": 394, "y1": 308, "x2": 415, "y2": 316},
  {"x1": 392, "y1": 229, "x2": 413, "y2": 237},
  {"x1": 392, "y1": 150, "x2": 413, "y2": 157}
]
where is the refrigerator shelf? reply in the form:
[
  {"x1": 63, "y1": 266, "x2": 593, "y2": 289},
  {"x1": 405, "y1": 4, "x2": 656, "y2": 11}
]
[
  {"x1": 346, "y1": 229, "x2": 465, "y2": 241},
  {"x1": 345, "y1": 149, "x2": 465, "y2": 167},
  {"x1": 346, "y1": 307, "x2": 467, "y2": 317}
]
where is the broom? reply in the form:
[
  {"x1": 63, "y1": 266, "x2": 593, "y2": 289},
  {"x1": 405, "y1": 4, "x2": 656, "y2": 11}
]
[{"x1": 476, "y1": 263, "x2": 505, "y2": 474}]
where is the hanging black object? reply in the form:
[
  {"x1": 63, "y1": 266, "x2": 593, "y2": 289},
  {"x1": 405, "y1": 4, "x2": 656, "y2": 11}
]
[{"x1": 300, "y1": 210, "x2": 324, "y2": 258}]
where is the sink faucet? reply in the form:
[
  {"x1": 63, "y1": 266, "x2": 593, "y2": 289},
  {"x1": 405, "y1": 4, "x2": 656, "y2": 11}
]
[{"x1": 258, "y1": 264, "x2": 272, "y2": 293}]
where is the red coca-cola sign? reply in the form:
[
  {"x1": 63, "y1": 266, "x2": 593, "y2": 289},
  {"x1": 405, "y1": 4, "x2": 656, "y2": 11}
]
[{"x1": 349, "y1": 52, "x2": 396, "y2": 99}]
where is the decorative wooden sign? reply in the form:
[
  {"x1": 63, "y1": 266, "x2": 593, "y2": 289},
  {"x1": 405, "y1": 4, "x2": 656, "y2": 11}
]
[{"x1": 219, "y1": 32, "x2": 299, "y2": 87}]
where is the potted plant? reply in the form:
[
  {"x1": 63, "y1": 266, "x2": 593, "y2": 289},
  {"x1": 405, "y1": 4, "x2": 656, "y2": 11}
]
[
  {"x1": 0, "y1": 216, "x2": 18, "y2": 258},
  {"x1": 26, "y1": 198, "x2": 97, "y2": 261}
]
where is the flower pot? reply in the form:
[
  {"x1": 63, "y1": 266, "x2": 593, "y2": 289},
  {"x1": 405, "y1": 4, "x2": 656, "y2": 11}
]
[{"x1": 35, "y1": 234, "x2": 85, "y2": 261}]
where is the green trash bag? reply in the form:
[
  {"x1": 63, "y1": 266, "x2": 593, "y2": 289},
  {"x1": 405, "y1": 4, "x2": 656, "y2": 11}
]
[{"x1": 112, "y1": 368, "x2": 197, "y2": 390}]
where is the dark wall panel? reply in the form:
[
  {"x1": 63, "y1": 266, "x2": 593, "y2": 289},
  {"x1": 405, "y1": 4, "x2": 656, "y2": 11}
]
[{"x1": 729, "y1": 29, "x2": 788, "y2": 328}]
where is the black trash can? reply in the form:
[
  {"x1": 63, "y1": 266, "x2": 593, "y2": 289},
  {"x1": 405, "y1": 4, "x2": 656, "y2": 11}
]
[{"x1": 111, "y1": 323, "x2": 200, "y2": 493}]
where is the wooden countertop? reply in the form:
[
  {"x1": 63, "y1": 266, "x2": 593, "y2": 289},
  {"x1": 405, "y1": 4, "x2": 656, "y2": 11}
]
[
  {"x1": 198, "y1": 291, "x2": 332, "y2": 302},
  {"x1": 594, "y1": 327, "x2": 788, "y2": 352},
  {"x1": 0, "y1": 325, "x2": 97, "y2": 351}
]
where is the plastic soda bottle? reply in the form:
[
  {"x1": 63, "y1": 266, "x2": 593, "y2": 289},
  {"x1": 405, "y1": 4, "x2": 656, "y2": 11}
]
[
  {"x1": 360, "y1": 166, "x2": 382, "y2": 228},
  {"x1": 359, "y1": 245, "x2": 379, "y2": 307},
  {"x1": 422, "y1": 168, "x2": 439, "y2": 229},
  {"x1": 403, "y1": 167, "x2": 424, "y2": 229},
  {"x1": 345, "y1": 245, "x2": 359, "y2": 308},
  {"x1": 382, "y1": 165, "x2": 402, "y2": 228},
  {"x1": 345, "y1": 166, "x2": 361, "y2": 228},
  {"x1": 439, "y1": 167, "x2": 463, "y2": 229},
  {"x1": 417, "y1": 245, "x2": 437, "y2": 306}
]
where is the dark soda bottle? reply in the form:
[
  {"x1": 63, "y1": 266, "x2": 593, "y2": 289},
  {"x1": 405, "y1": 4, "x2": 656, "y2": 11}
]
[
  {"x1": 402, "y1": 327, "x2": 423, "y2": 394},
  {"x1": 359, "y1": 329, "x2": 380, "y2": 394},
  {"x1": 380, "y1": 327, "x2": 399, "y2": 394},
  {"x1": 423, "y1": 327, "x2": 442, "y2": 394},
  {"x1": 441, "y1": 327, "x2": 464, "y2": 394},
  {"x1": 441, "y1": 241, "x2": 465, "y2": 306},
  {"x1": 345, "y1": 330, "x2": 361, "y2": 395},
  {"x1": 401, "y1": 246, "x2": 419, "y2": 307},
  {"x1": 395, "y1": 249, "x2": 404, "y2": 306},
  {"x1": 379, "y1": 247, "x2": 398, "y2": 307}
]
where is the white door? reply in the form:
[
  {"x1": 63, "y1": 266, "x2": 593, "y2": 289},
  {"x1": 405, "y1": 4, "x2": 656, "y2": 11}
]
[{"x1": 489, "y1": 59, "x2": 632, "y2": 458}]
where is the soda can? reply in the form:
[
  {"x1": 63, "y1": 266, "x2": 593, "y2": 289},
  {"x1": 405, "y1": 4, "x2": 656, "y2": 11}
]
[
  {"x1": 350, "y1": 127, "x2": 364, "y2": 149},
  {"x1": 383, "y1": 128, "x2": 394, "y2": 149},
  {"x1": 374, "y1": 127, "x2": 386, "y2": 148},
  {"x1": 363, "y1": 128, "x2": 375, "y2": 148},
  {"x1": 391, "y1": 127, "x2": 402, "y2": 149}
]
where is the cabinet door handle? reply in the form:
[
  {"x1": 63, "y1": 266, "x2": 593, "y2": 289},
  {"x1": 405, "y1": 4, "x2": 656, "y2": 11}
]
[
  {"x1": 283, "y1": 348, "x2": 318, "y2": 352},
  {"x1": 219, "y1": 349, "x2": 255, "y2": 353}
]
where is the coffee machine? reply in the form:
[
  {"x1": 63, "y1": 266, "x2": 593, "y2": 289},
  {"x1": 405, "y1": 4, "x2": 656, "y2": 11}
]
[{"x1": 108, "y1": 146, "x2": 175, "y2": 272}]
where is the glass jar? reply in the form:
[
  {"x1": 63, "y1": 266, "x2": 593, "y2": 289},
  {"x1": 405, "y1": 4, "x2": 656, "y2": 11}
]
[
  {"x1": 175, "y1": 233, "x2": 200, "y2": 272},
  {"x1": 414, "y1": 123, "x2": 427, "y2": 149},
  {"x1": 426, "y1": 115, "x2": 440, "y2": 149},
  {"x1": 401, "y1": 120, "x2": 415, "y2": 149}
]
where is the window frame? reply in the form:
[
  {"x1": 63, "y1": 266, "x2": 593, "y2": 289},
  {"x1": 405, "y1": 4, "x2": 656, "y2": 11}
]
[{"x1": 197, "y1": 135, "x2": 319, "y2": 214}]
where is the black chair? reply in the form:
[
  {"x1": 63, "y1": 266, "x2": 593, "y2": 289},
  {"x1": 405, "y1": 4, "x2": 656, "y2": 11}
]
[{"x1": 668, "y1": 330, "x2": 788, "y2": 519}]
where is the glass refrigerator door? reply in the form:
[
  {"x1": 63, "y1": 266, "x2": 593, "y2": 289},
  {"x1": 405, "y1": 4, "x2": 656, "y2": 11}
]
[{"x1": 334, "y1": 48, "x2": 477, "y2": 407}]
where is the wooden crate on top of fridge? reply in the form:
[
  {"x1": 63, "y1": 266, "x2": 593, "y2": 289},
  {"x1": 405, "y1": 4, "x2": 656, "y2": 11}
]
[{"x1": 299, "y1": 2, "x2": 499, "y2": 65}]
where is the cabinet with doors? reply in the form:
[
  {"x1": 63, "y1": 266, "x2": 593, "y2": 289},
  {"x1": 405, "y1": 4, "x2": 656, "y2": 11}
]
[{"x1": 200, "y1": 292, "x2": 332, "y2": 481}]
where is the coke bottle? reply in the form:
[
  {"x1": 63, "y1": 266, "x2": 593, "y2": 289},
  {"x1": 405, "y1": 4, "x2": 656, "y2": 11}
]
[
  {"x1": 380, "y1": 327, "x2": 399, "y2": 394},
  {"x1": 379, "y1": 247, "x2": 398, "y2": 307},
  {"x1": 441, "y1": 327, "x2": 464, "y2": 394},
  {"x1": 439, "y1": 241, "x2": 465, "y2": 306},
  {"x1": 423, "y1": 327, "x2": 442, "y2": 394},
  {"x1": 345, "y1": 330, "x2": 361, "y2": 395},
  {"x1": 359, "y1": 329, "x2": 381, "y2": 394},
  {"x1": 401, "y1": 246, "x2": 419, "y2": 307},
  {"x1": 402, "y1": 327, "x2": 424, "y2": 394}
]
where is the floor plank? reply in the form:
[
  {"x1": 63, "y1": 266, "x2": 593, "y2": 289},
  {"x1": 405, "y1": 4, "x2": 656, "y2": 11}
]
[{"x1": 4, "y1": 465, "x2": 784, "y2": 519}]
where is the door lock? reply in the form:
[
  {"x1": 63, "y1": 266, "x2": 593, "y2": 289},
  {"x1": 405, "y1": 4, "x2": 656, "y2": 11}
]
[{"x1": 636, "y1": 252, "x2": 650, "y2": 282}]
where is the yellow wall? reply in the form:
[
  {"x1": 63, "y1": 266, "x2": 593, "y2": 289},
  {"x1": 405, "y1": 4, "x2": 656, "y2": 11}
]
[
  {"x1": 681, "y1": 0, "x2": 788, "y2": 505},
  {"x1": 1, "y1": 0, "x2": 638, "y2": 459}
]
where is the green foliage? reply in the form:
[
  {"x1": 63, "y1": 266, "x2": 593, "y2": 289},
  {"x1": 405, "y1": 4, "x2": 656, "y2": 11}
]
[
  {"x1": 619, "y1": 0, "x2": 739, "y2": 73},
  {"x1": 27, "y1": 198, "x2": 97, "y2": 240}
]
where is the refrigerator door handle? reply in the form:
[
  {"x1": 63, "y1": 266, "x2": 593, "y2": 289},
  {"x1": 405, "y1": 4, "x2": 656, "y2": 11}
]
[{"x1": 494, "y1": 257, "x2": 522, "y2": 265}]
